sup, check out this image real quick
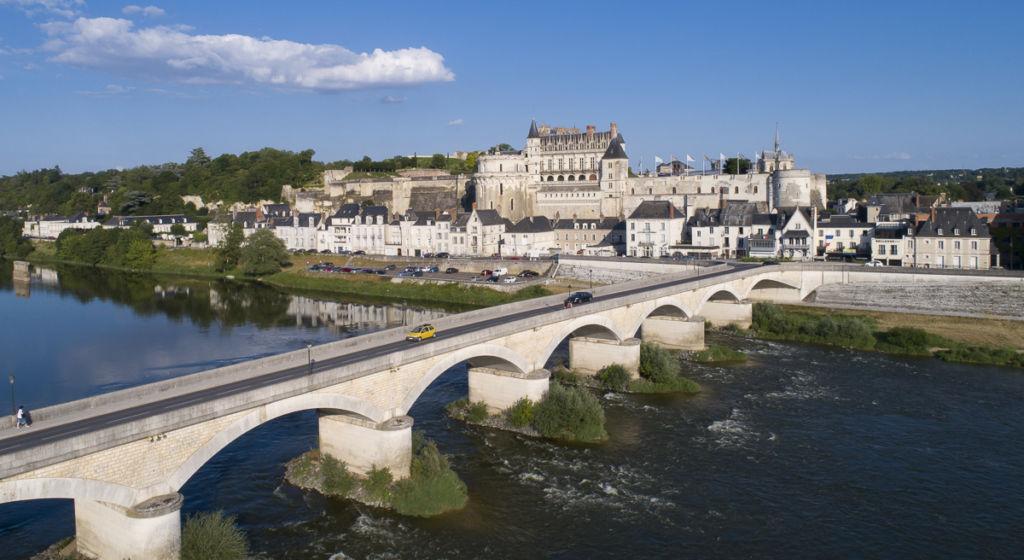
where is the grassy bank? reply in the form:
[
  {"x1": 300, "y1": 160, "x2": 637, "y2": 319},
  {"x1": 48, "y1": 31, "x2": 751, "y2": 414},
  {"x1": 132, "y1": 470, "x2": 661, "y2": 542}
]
[
  {"x1": 691, "y1": 345, "x2": 748, "y2": 363},
  {"x1": 752, "y1": 303, "x2": 1024, "y2": 370},
  {"x1": 20, "y1": 242, "x2": 552, "y2": 308}
]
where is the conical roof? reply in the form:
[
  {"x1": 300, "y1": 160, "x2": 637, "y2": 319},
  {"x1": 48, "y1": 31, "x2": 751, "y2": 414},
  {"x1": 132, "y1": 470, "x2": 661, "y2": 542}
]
[
  {"x1": 602, "y1": 137, "x2": 628, "y2": 160},
  {"x1": 527, "y1": 119, "x2": 540, "y2": 139}
]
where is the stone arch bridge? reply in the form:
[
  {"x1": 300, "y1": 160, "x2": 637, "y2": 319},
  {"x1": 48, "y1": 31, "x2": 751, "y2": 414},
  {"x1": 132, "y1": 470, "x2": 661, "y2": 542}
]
[{"x1": 0, "y1": 263, "x2": 1017, "y2": 558}]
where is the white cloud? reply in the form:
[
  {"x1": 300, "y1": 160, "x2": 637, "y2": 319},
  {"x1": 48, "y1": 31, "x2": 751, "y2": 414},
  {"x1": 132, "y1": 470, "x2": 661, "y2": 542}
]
[
  {"x1": 447, "y1": 118, "x2": 463, "y2": 126},
  {"x1": 77, "y1": 83, "x2": 135, "y2": 97},
  {"x1": 122, "y1": 5, "x2": 165, "y2": 17},
  {"x1": 0, "y1": 0, "x2": 83, "y2": 18},
  {"x1": 382, "y1": 95, "x2": 406, "y2": 103},
  {"x1": 41, "y1": 17, "x2": 455, "y2": 92},
  {"x1": 23, "y1": 62, "x2": 38, "y2": 70}
]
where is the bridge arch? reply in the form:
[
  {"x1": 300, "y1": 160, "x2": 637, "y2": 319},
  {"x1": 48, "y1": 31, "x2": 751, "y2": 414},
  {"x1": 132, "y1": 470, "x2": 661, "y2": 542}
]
[
  {"x1": 166, "y1": 392, "x2": 386, "y2": 494},
  {"x1": 537, "y1": 314, "x2": 626, "y2": 371},
  {"x1": 398, "y1": 343, "x2": 530, "y2": 414},
  {"x1": 744, "y1": 276, "x2": 802, "y2": 301},
  {"x1": 625, "y1": 299, "x2": 694, "y2": 337},
  {"x1": 0, "y1": 477, "x2": 138, "y2": 508},
  {"x1": 701, "y1": 286, "x2": 743, "y2": 305}
]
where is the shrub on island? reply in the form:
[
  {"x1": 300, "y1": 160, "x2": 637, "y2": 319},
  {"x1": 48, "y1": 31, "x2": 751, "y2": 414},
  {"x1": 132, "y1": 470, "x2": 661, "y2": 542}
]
[
  {"x1": 598, "y1": 363, "x2": 631, "y2": 390},
  {"x1": 391, "y1": 435, "x2": 469, "y2": 517},
  {"x1": 692, "y1": 345, "x2": 747, "y2": 363},
  {"x1": 532, "y1": 382, "x2": 607, "y2": 442},
  {"x1": 628, "y1": 343, "x2": 701, "y2": 393},
  {"x1": 180, "y1": 511, "x2": 250, "y2": 560},
  {"x1": 507, "y1": 397, "x2": 535, "y2": 427}
]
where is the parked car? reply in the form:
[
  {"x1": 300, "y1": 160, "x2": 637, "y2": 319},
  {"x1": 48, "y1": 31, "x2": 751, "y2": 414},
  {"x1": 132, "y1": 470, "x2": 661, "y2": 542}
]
[
  {"x1": 863, "y1": 260, "x2": 884, "y2": 267},
  {"x1": 493, "y1": 267, "x2": 508, "y2": 276},
  {"x1": 481, "y1": 269, "x2": 493, "y2": 276},
  {"x1": 384, "y1": 264, "x2": 396, "y2": 270},
  {"x1": 762, "y1": 260, "x2": 779, "y2": 266},
  {"x1": 563, "y1": 291, "x2": 593, "y2": 306},
  {"x1": 406, "y1": 324, "x2": 436, "y2": 341},
  {"x1": 397, "y1": 271, "x2": 413, "y2": 277},
  {"x1": 485, "y1": 275, "x2": 499, "y2": 283},
  {"x1": 412, "y1": 271, "x2": 423, "y2": 277},
  {"x1": 352, "y1": 250, "x2": 366, "y2": 255},
  {"x1": 428, "y1": 266, "x2": 440, "y2": 273},
  {"x1": 339, "y1": 267, "x2": 353, "y2": 273},
  {"x1": 502, "y1": 276, "x2": 517, "y2": 284},
  {"x1": 436, "y1": 252, "x2": 450, "y2": 258},
  {"x1": 403, "y1": 266, "x2": 417, "y2": 273},
  {"x1": 517, "y1": 270, "x2": 539, "y2": 277},
  {"x1": 445, "y1": 267, "x2": 459, "y2": 274},
  {"x1": 470, "y1": 275, "x2": 483, "y2": 282},
  {"x1": 422, "y1": 252, "x2": 434, "y2": 258}
]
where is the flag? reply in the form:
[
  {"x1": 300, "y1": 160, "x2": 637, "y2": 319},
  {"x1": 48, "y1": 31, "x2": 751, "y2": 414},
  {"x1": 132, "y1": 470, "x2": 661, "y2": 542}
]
[
  {"x1": 719, "y1": 153, "x2": 726, "y2": 161},
  {"x1": 754, "y1": 151, "x2": 761, "y2": 161},
  {"x1": 703, "y1": 154, "x2": 711, "y2": 162},
  {"x1": 738, "y1": 153, "x2": 747, "y2": 161},
  {"x1": 686, "y1": 154, "x2": 695, "y2": 163},
  {"x1": 654, "y1": 156, "x2": 664, "y2": 164}
]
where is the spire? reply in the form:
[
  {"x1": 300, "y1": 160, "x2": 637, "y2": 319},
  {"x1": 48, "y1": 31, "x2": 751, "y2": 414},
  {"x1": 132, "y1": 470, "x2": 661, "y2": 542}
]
[
  {"x1": 527, "y1": 119, "x2": 540, "y2": 139},
  {"x1": 774, "y1": 123, "x2": 780, "y2": 152}
]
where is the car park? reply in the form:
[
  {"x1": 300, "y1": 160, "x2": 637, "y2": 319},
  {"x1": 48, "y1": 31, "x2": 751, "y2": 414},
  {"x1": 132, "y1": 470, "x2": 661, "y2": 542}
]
[
  {"x1": 563, "y1": 291, "x2": 593, "y2": 306},
  {"x1": 445, "y1": 267, "x2": 459, "y2": 274},
  {"x1": 406, "y1": 324, "x2": 436, "y2": 341}
]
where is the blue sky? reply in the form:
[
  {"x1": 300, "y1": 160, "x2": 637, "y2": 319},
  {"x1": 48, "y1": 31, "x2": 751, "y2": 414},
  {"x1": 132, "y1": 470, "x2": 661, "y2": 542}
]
[{"x1": 1, "y1": 0, "x2": 1022, "y2": 176}]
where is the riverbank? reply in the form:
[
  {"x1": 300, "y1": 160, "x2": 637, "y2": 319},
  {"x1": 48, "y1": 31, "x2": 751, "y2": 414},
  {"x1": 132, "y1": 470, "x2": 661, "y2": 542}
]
[
  {"x1": 748, "y1": 303, "x2": 1024, "y2": 369},
  {"x1": 17, "y1": 243, "x2": 554, "y2": 308}
]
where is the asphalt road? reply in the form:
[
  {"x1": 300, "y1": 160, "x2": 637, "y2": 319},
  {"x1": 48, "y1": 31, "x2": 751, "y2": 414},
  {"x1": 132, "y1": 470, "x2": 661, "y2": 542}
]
[{"x1": 0, "y1": 263, "x2": 752, "y2": 457}]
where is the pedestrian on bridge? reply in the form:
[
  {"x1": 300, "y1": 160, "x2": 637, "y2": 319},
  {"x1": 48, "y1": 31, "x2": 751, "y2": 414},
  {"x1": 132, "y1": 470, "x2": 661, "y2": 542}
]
[{"x1": 16, "y1": 405, "x2": 29, "y2": 428}]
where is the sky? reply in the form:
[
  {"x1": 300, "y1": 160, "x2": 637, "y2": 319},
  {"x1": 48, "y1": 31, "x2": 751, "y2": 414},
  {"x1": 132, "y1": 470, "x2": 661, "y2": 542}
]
[{"x1": 0, "y1": 0, "x2": 1022, "y2": 177}]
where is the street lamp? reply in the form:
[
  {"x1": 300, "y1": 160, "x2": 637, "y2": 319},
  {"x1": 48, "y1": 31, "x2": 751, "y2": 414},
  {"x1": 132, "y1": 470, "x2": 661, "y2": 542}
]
[
  {"x1": 589, "y1": 269, "x2": 593, "y2": 290},
  {"x1": 306, "y1": 343, "x2": 312, "y2": 375},
  {"x1": 8, "y1": 376, "x2": 14, "y2": 427}
]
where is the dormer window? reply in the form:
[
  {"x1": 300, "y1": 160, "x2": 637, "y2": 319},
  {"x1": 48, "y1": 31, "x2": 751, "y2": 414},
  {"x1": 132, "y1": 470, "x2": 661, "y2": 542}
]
[
  {"x1": 953, "y1": 228, "x2": 960, "y2": 236},
  {"x1": 970, "y1": 228, "x2": 977, "y2": 236},
  {"x1": 937, "y1": 228, "x2": 943, "y2": 236}
]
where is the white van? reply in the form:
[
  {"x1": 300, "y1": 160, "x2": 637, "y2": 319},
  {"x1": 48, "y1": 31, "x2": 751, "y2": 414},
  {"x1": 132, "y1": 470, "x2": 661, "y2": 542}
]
[{"x1": 493, "y1": 267, "x2": 508, "y2": 276}]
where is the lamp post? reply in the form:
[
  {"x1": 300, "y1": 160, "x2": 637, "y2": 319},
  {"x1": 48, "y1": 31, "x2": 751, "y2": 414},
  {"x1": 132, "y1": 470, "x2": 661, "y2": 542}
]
[
  {"x1": 306, "y1": 343, "x2": 312, "y2": 375},
  {"x1": 8, "y1": 376, "x2": 14, "y2": 427},
  {"x1": 589, "y1": 269, "x2": 593, "y2": 290}
]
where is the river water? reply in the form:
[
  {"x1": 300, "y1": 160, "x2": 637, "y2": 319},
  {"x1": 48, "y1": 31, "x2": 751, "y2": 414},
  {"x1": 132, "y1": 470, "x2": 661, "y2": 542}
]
[{"x1": 1, "y1": 263, "x2": 1022, "y2": 558}]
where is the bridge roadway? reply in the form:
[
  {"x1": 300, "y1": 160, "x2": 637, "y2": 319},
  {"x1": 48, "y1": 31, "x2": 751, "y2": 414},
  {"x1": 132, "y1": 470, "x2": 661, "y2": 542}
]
[{"x1": 0, "y1": 262, "x2": 757, "y2": 458}]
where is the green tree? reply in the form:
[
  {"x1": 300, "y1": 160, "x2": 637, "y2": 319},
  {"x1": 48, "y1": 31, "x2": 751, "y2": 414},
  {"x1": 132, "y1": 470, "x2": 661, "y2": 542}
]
[
  {"x1": 464, "y1": 152, "x2": 478, "y2": 173},
  {"x1": 430, "y1": 153, "x2": 447, "y2": 169},
  {"x1": 724, "y1": 157, "x2": 750, "y2": 174},
  {"x1": 858, "y1": 174, "x2": 884, "y2": 195},
  {"x1": 180, "y1": 511, "x2": 249, "y2": 560},
  {"x1": 123, "y1": 237, "x2": 155, "y2": 270},
  {"x1": 187, "y1": 147, "x2": 211, "y2": 168},
  {"x1": 119, "y1": 190, "x2": 153, "y2": 214},
  {"x1": 170, "y1": 223, "x2": 187, "y2": 238},
  {"x1": 215, "y1": 223, "x2": 244, "y2": 272},
  {"x1": 0, "y1": 216, "x2": 32, "y2": 258},
  {"x1": 239, "y1": 227, "x2": 289, "y2": 275}
]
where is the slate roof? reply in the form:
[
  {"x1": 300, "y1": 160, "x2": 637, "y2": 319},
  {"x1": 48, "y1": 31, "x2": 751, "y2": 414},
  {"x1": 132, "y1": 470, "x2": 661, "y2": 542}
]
[
  {"x1": 507, "y1": 216, "x2": 553, "y2": 234},
  {"x1": 628, "y1": 200, "x2": 683, "y2": 220},
  {"x1": 781, "y1": 230, "x2": 810, "y2": 239},
  {"x1": 332, "y1": 203, "x2": 361, "y2": 219},
  {"x1": 602, "y1": 137, "x2": 628, "y2": 160},
  {"x1": 687, "y1": 208, "x2": 720, "y2": 227},
  {"x1": 527, "y1": 119, "x2": 540, "y2": 139},
  {"x1": 361, "y1": 205, "x2": 389, "y2": 219},
  {"x1": 474, "y1": 209, "x2": 505, "y2": 226},
  {"x1": 262, "y1": 203, "x2": 291, "y2": 217},
  {"x1": 915, "y1": 207, "x2": 989, "y2": 237},
  {"x1": 233, "y1": 211, "x2": 260, "y2": 227},
  {"x1": 552, "y1": 217, "x2": 620, "y2": 230}
]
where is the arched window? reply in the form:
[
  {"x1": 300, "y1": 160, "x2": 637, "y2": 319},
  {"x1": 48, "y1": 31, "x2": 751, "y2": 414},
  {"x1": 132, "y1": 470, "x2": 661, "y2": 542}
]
[
  {"x1": 589, "y1": 174, "x2": 597, "y2": 180},
  {"x1": 548, "y1": 175, "x2": 554, "y2": 182},
  {"x1": 567, "y1": 175, "x2": 575, "y2": 181},
  {"x1": 558, "y1": 175, "x2": 565, "y2": 181},
  {"x1": 499, "y1": 183, "x2": 503, "y2": 195},
  {"x1": 510, "y1": 200, "x2": 514, "y2": 211},
  {"x1": 672, "y1": 187, "x2": 677, "y2": 194},
  {"x1": 697, "y1": 186, "x2": 701, "y2": 193},
  {"x1": 734, "y1": 186, "x2": 739, "y2": 194}
]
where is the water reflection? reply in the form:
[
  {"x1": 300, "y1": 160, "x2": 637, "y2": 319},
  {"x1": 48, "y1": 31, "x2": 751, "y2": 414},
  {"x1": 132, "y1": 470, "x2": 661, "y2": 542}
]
[{"x1": 0, "y1": 264, "x2": 444, "y2": 407}]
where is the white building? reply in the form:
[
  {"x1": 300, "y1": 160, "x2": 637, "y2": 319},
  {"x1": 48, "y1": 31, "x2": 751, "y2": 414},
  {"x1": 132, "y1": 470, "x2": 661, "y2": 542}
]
[
  {"x1": 625, "y1": 200, "x2": 685, "y2": 257},
  {"x1": 23, "y1": 213, "x2": 101, "y2": 239}
]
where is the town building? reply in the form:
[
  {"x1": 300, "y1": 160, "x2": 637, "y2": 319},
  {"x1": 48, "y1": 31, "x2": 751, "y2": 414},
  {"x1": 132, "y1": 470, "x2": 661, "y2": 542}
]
[
  {"x1": 22, "y1": 213, "x2": 101, "y2": 239},
  {"x1": 625, "y1": 200, "x2": 685, "y2": 257}
]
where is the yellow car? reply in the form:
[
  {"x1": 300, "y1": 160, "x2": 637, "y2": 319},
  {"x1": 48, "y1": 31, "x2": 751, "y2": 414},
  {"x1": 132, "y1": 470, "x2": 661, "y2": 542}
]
[{"x1": 406, "y1": 324, "x2": 436, "y2": 341}]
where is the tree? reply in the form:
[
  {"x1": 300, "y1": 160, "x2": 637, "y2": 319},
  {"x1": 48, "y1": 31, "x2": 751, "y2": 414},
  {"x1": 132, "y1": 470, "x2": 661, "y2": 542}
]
[
  {"x1": 239, "y1": 227, "x2": 289, "y2": 275},
  {"x1": 724, "y1": 158, "x2": 750, "y2": 175},
  {"x1": 215, "y1": 222, "x2": 244, "y2": 271},
  {"x1": 180, "y1": 511, "x2": 249, "y2": 560},
  {"x1": 123, "y1": 237, "x2": 156, "y2": 270},
  {"x1": 464, "y1": 152, "x2": 478, "y2": 173},
  {"x1": 187, "y1": 147, "x2": 211, "y2": 168},
  {"x1": 119, "y1": 191, "x2": 153, "y2": 214},
  {"x1": 858, "y1": 174, "x2": 884, "y2": 196},
  {"x1": 171, "y1": 223, "x2": 187, "y2": 238},
  {"x1": 430, "y1": 153, "x2": 447, "y2": 169}
]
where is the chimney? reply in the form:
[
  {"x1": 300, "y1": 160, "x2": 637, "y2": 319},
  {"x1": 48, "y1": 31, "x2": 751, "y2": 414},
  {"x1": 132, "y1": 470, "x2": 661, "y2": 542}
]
[
  {"x1": 472, "y1": 202, "x2": 477, "y2": 211},
  {"x1": 670, "y1": 204, "x2": 674, "y2": 218},
  {"x1": 930, "y1": 206, "x2": 935, "y2": 221},
  {"x1": 435, "y1": 208, "x2": 440, "y2": 220},
  {"x1": 586, "y1": 125, "x2": 595, "y2": 136},
  {"x1": 609, "y1": 122, "x2": 618, "y2": 137}
]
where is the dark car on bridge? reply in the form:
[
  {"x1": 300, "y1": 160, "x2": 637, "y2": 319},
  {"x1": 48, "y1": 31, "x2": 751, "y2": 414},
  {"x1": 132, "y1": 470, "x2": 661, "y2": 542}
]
[{"x1": 564, "y1": 291, "x2": 593, "y2": 307}]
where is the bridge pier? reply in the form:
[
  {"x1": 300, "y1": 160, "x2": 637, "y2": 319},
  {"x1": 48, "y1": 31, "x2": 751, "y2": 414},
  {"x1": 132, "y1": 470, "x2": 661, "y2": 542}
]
[
  {"x1": 700, "y1": 301, "x2": 752, "y2": 329},
  {"x1": 75, "y1": 493, "x2": 182, "y2": 560},
  {"x1": 569, "y1": 337, "x2": 640, "y2": 377},
  {"x1": 319, "y1": 413, "x2": 413, "y2": 479},
  {"x1": 641, "y1": 317, "x2": 705, "y2": 350},
  {"x1": 469, "y1": 367, "x2": 550, "y2": 412}
]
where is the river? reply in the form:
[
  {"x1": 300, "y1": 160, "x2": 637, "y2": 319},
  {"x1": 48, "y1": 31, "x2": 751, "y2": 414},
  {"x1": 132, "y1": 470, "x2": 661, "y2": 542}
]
[{"x1": 1, "y1": 263, "x2": 1021, "y2": 558}]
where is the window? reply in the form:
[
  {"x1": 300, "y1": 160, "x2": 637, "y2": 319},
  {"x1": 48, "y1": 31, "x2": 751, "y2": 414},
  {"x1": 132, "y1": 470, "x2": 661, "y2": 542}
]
[
  {"x1": 499, "y1": 183, "x2": 503, "y2": 195},
  {"x1": 954, "y1": 228, "x2": 960, "y2": 235},
  {"x1": 937, "y1": 228, "x2": 943, "y2": 236},
  {"x1": 971, "y1": 241, "x2": 978, "y2": 250},
  {"x1": 970, "y1": 228, "x2": 977, "y2": 236},
  {"x1": 954, "y1": 241, "x2": 960, "y2": 250},
  {"x1": 938, "y1": 240, "x2": 944, "y2": 249}
]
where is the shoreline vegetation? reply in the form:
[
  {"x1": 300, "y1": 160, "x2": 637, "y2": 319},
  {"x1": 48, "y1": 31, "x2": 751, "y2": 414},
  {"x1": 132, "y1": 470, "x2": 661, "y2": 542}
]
[
  {"x1": 747, "y1": 302, "x2": 1024, "y2": 369},
  {"x1": 17, "y1": 242, "x2": 554, "y2": 309},
  {"x1": 285, "y1": 433, "x2": 468, "y2": 518}
]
